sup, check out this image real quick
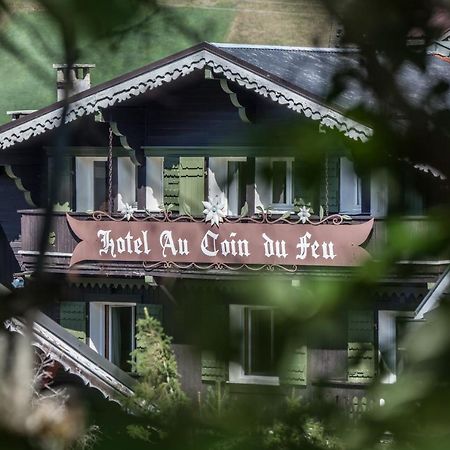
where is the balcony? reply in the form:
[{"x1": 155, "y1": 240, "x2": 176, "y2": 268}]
[{"x1": 18, "y1": 209, "x2": 445, "y2": 280}]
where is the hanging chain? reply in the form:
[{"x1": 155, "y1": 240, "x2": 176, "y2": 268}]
[
  {"x1": 324, "y1": 156, "x2": 329, "y2": 216},
  {"x1": 108, "y1": 126, "x2": 113, "y2": 213}
]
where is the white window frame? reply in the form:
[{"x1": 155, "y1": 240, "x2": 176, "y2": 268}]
[
  {"x1": 270, "y1": 157, "x2": 294, "y2": 210},
  {"x1": 145, "y1": 156, "x2": 164, "y2": 212},
  {"x1": 117, "y1": 157, "x2": 137, "y2": 211},
  {"x1": 107, "y1": 304, "x2": 136, "y2": 367},
  {"x1": 75, "y1": 156, "x2": 107, "y2": 212},
  {"x1": 255, "y1": 157, "x2": 294, "y2": 212},
  {"x1": 89, "y1": 302, "x2": 136, "y2": 367},
  {"x1": 226, "y1": 157, "x2": 247, "y2": 216},
  {"x1": 339, "y1": 157, "x2": 362, "y2": 215},
  {"x1": 229, "y1": 304, "x2": 279, "y2": 385},
  {"x1": 75, "y1": 156, "x2": 136, "y2": 212}
]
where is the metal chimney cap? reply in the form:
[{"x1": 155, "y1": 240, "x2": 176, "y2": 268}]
[{"x1": 52, "y1": 63, "x2": 96, "y2": 69}]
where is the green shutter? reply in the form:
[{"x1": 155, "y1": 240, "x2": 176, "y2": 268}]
[
  {"x1": 60, "y1": 302, "x2": 86, "y2": 343},
  {"x1": 179, "y1": 157, "x2": 205, "y2": 216},
  {"x1": 136, "y1": 304, "x2": 163, "y2": 324},
  {"x1": 347, "y1": 310, "x2": 376, "y2": 383},
  {"x1": 163, "y1": 157, "x2": 180, "y2": 212},
  {"x1": 320, "y1": 156, "x2": 340, "y2": 213},
  {"x1": 279, "y1": 342, "x2": 307, "y2": 386},
  {"x1": 201, "y1": 350, "x2": 227, "y2": 382}
]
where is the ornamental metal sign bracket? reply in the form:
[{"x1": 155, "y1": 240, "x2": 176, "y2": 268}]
[{"x1": 66, "y1": 203, "x2": 374, "y2": 272}]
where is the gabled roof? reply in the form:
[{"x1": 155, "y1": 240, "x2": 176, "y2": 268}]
[
  {"x1": 0, "y1": 42, "x2": 373, "y2": 150},
  {"x1": 2, "y1": 42, "x2": 449, "y2": 151},
  {"x1": 6, "y1": 311, "x2": 135, "y2": 402},
  {"x1": 215, "y1": 43, "x2": 450, "y2": 110}
]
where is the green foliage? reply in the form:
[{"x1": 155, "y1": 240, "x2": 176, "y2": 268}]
[
  {"x1": 201, "y1": 381, "x2": 231, "y2": 419},
  {"x1": 262, "y1": 395, "x2": 343, "y2": 450},
  {"x1": 126, "y1": 308, "x2": 187, "y2": 442},
  {"x1": 0, "y1": 3, "x2": 234, "y2": 124}
]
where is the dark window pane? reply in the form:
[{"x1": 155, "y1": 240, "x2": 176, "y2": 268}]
[
  {"x1": 272, "y1": 161, "x2": 287, "y2": 203},
  {"x1": 110, "y1": 306, "x2": 133, "y2": 372},
  {"x1": 94, "y1": 161, "x2": 107, "y2": 211},
  {"x1": 245, "y1": 308, "x2": 275, "y2": 376}
]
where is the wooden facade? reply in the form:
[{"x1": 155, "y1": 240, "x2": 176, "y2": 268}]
[{"x1": 0, "y1": 42, "x2": 447, "y2": 402}]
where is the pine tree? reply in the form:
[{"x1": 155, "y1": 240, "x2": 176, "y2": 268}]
[{"x1": 126, "y1": 308, "x2": 187, "y2": 442}]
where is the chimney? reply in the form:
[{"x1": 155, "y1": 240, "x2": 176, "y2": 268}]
[{"x1": 53, "y1": 63, "x2": 95, "y2": 101}]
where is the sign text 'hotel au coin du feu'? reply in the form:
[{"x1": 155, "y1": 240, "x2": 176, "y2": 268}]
[{"x1": 67, "y1": 215, "x2": 374, "y2": 268}]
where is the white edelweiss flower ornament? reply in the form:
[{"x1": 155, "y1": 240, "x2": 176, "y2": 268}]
[
  {"x1": 202, "y1": 196, "x2": 226, "y2": 227},
  {"x1": 297, "y1": 205, "x2": 311, "y2": 224},
  {"x1": 121, "y1": 203, "x2": 137, "y2": 221}
]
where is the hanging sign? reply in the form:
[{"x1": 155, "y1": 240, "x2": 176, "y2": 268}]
[{"x1": 67, "y1": 215, "x2": 374, "y2": 269}]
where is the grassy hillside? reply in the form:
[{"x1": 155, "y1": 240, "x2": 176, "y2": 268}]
[
  {"x1": 0, "y1": 0, "x2": 333, "y2": 124},
  {"x1": 161, "y1": 0, "x2": 333, "y2": 46},
  {"x1": 0, "y1": 5, "x2": 234, "y2": 124}
]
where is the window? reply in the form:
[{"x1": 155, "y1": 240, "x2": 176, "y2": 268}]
[
  {"x1": 108, "y1": 305, "x2": 135, "y2": 372},
  {"x1": 396, "y1": 318, "x2": 424, "y2": 376},
  {"x1": 255, "y1": 158, "x2": 293, "y2": 211},
  {"x1": 89, "y1": 302, "x2": 135, "y2": 373},
  {"x1": 271, "y1": 158, "x2": 293, "y2": 208},
  {"x1": 75, "y1": 156, "x2": 136, "y2": 212},
  {"x1": 229, "y1": 305, "x2": 279, "y2": 385},
  {"x1": 340, "y1": 157, "x2": 362, "y2": 214},
  {"x1": 208, "y1": 157, "x2": 247, "y2": 216},
  {"x1": 244, "y1": 307, "x2": 276, "y2": 376},
  {"x1": 93, "y1": 161, "x2": 108, "y2": 211},
  {"x1": 339, "y1": 157, "x2": 371, "y2": 215},
  {"x1": 272, "y1": 161, "x2": 287, "y2": 204},
  {"x1": 146, "y1": 156, "x2": 163, "y2": 212},
  {"x1": 227, "y1": 160, "x2": 247, "y2": 215}
]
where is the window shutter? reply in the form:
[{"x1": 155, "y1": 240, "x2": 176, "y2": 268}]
[
  {"x1": 179, "y1": 157, "x2": 205, "y2": 216},
  {"x1": 279, "y1": 342, "x2": 307, "y2": 386},
  {"x1": 60, "y1": 302, "x2": 86, "y2": 343},
  {"x1": 320, "y1": 156, "x2": 340, "y2": 214},
  {"x1": 136, "y1": 304, "x2": 163, "y2": 324},
  {"x1": 347, "y1": 310, "x2": 376, "y2": 383},
  {"x1": 163, "y1": 157, "x2": 180, "y2": 212},
  {"x1": 201, "y1": 350, "x2": 227, "y2": 382}
]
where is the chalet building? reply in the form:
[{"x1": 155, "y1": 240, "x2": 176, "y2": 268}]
[{"x1": 0, "y1": 42, "x2": 449, "y2": 404}]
